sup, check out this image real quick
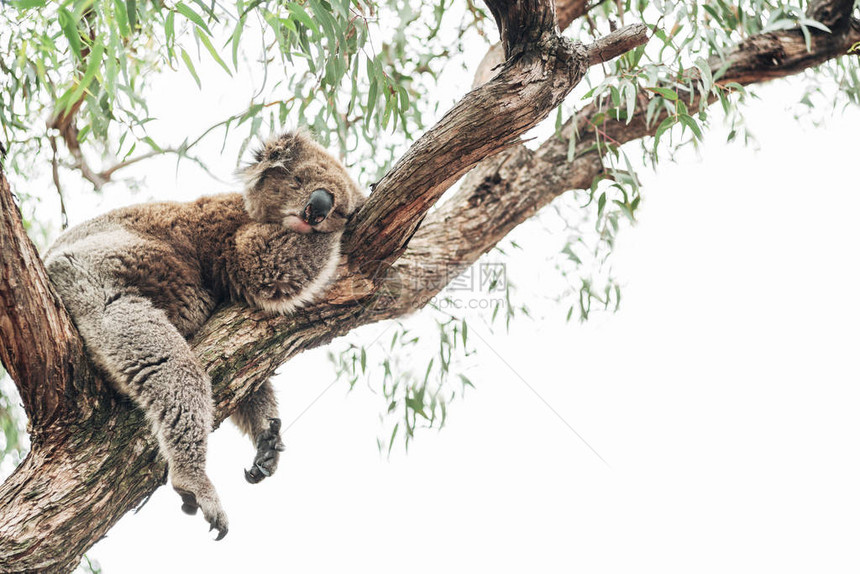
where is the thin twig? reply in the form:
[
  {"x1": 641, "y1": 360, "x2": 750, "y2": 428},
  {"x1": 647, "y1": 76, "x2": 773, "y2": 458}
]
[
  {"x1": 49, "y1": 135, "x2": 69, "y2": 230},
  {"x1": 98, "y1": 149, "x2": 177, "y2": 181}
]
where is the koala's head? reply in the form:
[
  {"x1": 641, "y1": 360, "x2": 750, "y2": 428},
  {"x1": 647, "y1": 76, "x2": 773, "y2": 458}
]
[{"x1": 239, "y1": 131, "x2": 366, "y2": 234}]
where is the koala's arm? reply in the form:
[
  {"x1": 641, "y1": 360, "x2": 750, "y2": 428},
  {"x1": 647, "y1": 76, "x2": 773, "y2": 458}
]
[
  {"x1": 231, "y1": 379, "x2": 284, "y2": 483},
  {"x1": 225, "y1": 222, "x2": 342, "y2": 314}
]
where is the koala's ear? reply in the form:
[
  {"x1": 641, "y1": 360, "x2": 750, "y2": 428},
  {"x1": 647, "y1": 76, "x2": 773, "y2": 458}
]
[
  {"x1": 237, "y1": 131, "x2": 307, "y2": 192},
  {"x1": 254, "y1": 131, "x2": 308, "y2": 165}
]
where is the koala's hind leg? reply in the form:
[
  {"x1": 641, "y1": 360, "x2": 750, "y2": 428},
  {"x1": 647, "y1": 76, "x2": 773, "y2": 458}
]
[
  {"x1": 49, "y1": 257, "x2": 228, "y2": 538},
  {"x1": 231, "y1": 380, "x2": 284, "y2": 483}
]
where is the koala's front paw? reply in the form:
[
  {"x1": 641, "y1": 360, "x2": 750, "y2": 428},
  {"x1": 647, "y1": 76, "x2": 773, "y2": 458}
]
[
  {"x1": 245, "y1": 417, "x2": 285, "y2": 484},
  {"x1": 174, "y1": 478, "x2": 229, "y2": 540}
]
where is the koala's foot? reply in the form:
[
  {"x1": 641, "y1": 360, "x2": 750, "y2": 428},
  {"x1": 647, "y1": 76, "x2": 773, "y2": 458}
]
[
  {"x1": 245, "y1": 417, "x2": 285, "y2": 484},
  {"x1": 173, "y1": 477, "x2": 229, "y2": 540}
]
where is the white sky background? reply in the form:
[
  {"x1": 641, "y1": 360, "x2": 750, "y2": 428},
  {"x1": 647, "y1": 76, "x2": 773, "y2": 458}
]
[{"x1": 6, "y1": 12, "x2": 859, "y2": 573}]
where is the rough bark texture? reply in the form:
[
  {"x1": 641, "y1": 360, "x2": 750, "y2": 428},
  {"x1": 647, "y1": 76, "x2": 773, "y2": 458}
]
[
  {"x1": 0, "y1": 175, "x2": 92, "y2": 430},
  {"x1": 0, "y1": 0, "x2": 857, "y2": 571}
]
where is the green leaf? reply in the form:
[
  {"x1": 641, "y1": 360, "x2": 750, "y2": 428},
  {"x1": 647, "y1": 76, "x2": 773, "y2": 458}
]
[
  {"x1": 724, "y1": 82, "x2": 747, "y2": 96},
  {"x1": 165, "y1": 10, "x2": 175, "y2": 61},
  {"x1": 231, "y1": 16, "x2": 246, "y2": 71},
  {"x1": 678, "y1": 114, "x2": 703, "y2": 140},
  {"x1": 58, "y1": 8, "x2": 81, "y2": 61},
  {"x1": 190, "y1": 0, "x2": 220, "y2": 22},
  {"x1": 621, "y1": 150, "x2": 640, "y2": 193},
  {"x1": 286, "y1": 2, "x2": 318, "y2": 35},
  {"x1": 113, "y1": 0, "x2": 130, "y2": 38},
  {"x1": 195, "y1": 27, "x2": 231, "y2": 76},
  {"x1": 366, "y1": 74, "x2": 378, "y2": 125},
  {"x1": 142, "y1": 136, "x2": 163, "y2": 152},
  {"x1": 799, "y1": 18, "x2": 832, "y2": 33},
  {"x1": 387, "y1": 423, "x2": 398, "y2": 457},
  {"x1": 459, "y1": 374, "x2": 474, "y2": 390},
  {"x1": 12, "y1": 0, "x2": 47, "y2": 8},
  {"x1": 609, "y1": 85, "x2": 621, "y2": 109},
  {"x1": 64, "y1": 41, "x2": 104, "y2": 115},
  {"x1": 176, "y1": 2, "x2": 212, "y2": 36},
  {"x1": 694, "y1": 57, "x2": 713, "y2": 94},
  {"x1": 800, "y1": 24, "x2": 812, "y2": 52},
  {"x1": 761, "y1": 18, "x2": 795, "y2": 33},
  {"x1": 308, "y1": 0, "x2": 337, "y2": 46},
  {"x1": 180, "y1": 48, "x2": 202, "y2": 89},
  {"x1": 646, "y1": 86, "x2": 678, "y2": 101},
  {"x1": 653, "y1": 116, "x2": 676, "y2": 152},
  {"x1": 623, "y1": 81, "x2": 636, "y2": 125},
  {"x1": 126, "y1": 0, "x2": 137, "y2": 30}
]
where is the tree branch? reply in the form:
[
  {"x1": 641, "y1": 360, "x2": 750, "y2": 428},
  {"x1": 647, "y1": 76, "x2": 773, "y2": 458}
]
[
  {"x1": 472, "y1": 1, "x2": 643, "y2": 87},
  {"x1": 483, "y1": 0, "x2": 558, "y2": 57},
  {"x1": 0, "y1": 167, "x2": 91, "y2": 432},
  {"x1": 345, "y1": 16, "x2": 646, "y2": 270},
  {"x1": 557, "y1": 0, "x2": 591, "y2": 29},
  {"x1": 586, "y1": 24, "x2": 649, "y2": 65},
  {"x1": 807, "y1": 0, "x2": 856, "y2": 31},
  {"x1": 405, "y1": 14, "x2": 860, "y2": 303},
  {"x1": 344, "y1": 0, "x2": 591, "y2": 268},
  {"x1": 49, "y1": 135, "x2": 69, "y2": 230}
]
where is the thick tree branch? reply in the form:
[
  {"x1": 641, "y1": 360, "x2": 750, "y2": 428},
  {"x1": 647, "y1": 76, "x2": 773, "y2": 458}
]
[
  {"x1": 483, "y1": 0, "x2": 558, "y2": 57},
  {"x1": 346, "y1": 19, "x2": 646, "y2": 269},
  {"x1": 0, "y1": 167, "x2": 91, "y2": 431},
  {"x1": 541, "y1": 17, "x2": 860, "y2": 171},
  {"x1": 807, "y1": 0, "x2": 856, "y2": 30},
  {"x1": 557, "y1": 0, "x2": 591, "y2": 29},
  {"x1": 472, "y1": 0, "x2": 637, "y2": 87},
  {"x1": 345, "y1": 1, "x2": 591, "y2": 268}
]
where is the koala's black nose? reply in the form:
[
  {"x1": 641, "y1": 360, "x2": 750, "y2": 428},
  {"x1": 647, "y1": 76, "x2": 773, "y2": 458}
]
[{"x1": 302, "y1": 189, "x2": 333, "y2": 226}]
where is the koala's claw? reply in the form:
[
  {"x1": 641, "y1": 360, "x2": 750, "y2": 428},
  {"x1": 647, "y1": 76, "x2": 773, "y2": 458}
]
[
  {"x1": 209, "y1": 522, "x2": 229, "y2": 541},
  {"x1": 174, "y1": 483, "x2": 229, "y2": 541},
  {"x1": 245, "y1": 417, "x2": 284, "y2": 484}
]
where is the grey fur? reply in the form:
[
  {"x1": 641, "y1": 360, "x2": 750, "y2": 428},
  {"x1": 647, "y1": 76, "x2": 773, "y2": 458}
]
[{"x1": 43, "y1": 132, "x2": 365, "y2": 539}]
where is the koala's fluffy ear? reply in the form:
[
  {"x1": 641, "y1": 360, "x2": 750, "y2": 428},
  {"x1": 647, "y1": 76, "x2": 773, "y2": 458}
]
[{"x1": 238, "y1": 131, "x2": 309, "y2": 192}]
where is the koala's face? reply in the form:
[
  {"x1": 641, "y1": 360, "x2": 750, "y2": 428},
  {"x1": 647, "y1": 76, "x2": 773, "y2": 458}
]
[{"x1": 241, "y1": 132, "x2": 366, "y2": 234}]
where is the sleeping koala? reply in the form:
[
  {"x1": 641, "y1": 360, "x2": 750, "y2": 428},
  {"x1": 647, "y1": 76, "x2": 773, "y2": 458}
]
[{"x1": 44, "y1": 131, "x2": 366, "y2": 539}]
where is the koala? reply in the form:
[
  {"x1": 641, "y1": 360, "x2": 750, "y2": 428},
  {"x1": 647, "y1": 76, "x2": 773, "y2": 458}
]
[{"x1": 43, "y1": 131, "x2": 366, "y2": 540}]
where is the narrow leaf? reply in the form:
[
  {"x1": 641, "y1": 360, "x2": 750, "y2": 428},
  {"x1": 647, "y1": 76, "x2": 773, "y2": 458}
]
[
  {"x1": 58, "y1": 8, "x2": 82, "y2": 61},
  {"x1": 180, "y1": 48, "x2": 202, "y2": 89},
  {"x1": 195, "y1": 27, "x2": 231, "y2": 75},
  {"x1": 176, "y1": 2, "x2": 212, "y2": 35},
  {"x1": 646, "y1": 86, "x2": 678, "y2": 101}
]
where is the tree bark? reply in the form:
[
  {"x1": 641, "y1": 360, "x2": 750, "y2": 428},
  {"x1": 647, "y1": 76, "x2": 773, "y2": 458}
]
[
  {"x1": 0, "y1": 2, "x2": 646, "y2": 570},
  {"x1": 0, "y1": 0, "x2": 857, "y2": 571}
]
